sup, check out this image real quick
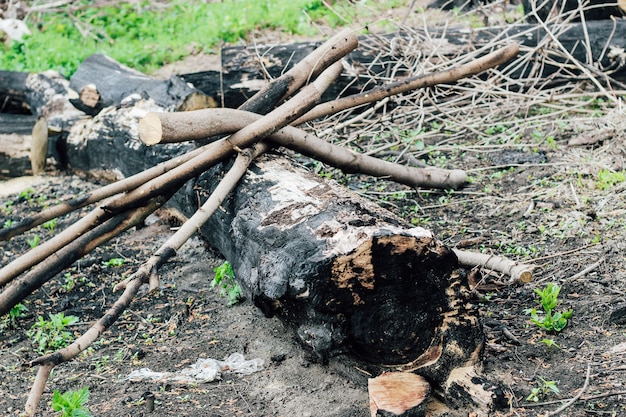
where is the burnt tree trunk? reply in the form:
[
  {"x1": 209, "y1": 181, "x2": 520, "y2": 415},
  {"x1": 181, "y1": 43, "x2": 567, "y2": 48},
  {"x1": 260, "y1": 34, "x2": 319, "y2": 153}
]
[
  {"x1": 69, "y1": 54, "x2": 217, "y2": 115},
  {"x1": 195, "y1": 155, "x2": 485, "y2": 381}
]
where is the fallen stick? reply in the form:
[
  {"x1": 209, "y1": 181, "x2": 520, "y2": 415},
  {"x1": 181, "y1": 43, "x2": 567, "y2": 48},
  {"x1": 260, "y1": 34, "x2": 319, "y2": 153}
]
[
  {"x1": 139, "y1": 108, "x2": 467, "y2": 189},
  {"x1": 0, "y1": 30, "x2": 359, "y2": 242},
  {"x1": 453, "y1": 248, "x2": 536, "y2": 284},
  {"x1": 0, "y1": 196, "x2": 165, "y2": 316},
  {"x1": 115, "y1": 143, "x2": 268, "y2": 292}
]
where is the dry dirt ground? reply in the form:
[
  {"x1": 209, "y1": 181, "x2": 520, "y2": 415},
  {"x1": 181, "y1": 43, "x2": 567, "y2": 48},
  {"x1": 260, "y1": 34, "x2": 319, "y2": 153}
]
[{"x1": 2, "y1": 3, "x2": 626, "y2": 417}]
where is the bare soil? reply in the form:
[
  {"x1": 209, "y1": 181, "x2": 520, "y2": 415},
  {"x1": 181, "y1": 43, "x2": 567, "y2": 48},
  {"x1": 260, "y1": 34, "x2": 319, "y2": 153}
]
[{"x1": 2, "y1": 3, "x2": 626, "y2": 417}]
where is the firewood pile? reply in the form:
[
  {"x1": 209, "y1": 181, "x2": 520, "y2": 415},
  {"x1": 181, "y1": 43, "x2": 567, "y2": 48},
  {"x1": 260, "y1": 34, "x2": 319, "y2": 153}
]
[{"x1": 2, "y1": 10, "x2": 625, "y2": 414}]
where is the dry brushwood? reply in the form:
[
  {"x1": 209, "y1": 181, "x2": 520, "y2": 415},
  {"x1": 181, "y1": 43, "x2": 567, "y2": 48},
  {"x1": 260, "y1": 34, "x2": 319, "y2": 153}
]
[{"x1": 0, "y1": 29, "x2": 526, "y2": 416}]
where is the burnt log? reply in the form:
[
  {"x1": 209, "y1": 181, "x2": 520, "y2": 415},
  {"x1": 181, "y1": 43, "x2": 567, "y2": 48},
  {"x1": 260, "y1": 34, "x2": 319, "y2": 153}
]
[
  {"x1": 53, "y1": 95, "x2": 498, "y2": 411},
  {"x1": 69, "y1": 54, "x2": 217, "y2": 115},
  {"x1": 522, "y1": 0, "x2": 626, "y2": 23}
]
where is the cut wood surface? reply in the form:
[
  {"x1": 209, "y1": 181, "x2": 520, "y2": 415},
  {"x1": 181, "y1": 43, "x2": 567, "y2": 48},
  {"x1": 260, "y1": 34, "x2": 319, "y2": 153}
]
[{"x1": 368, "y1": 372, "x2": 431, "y2": 417}]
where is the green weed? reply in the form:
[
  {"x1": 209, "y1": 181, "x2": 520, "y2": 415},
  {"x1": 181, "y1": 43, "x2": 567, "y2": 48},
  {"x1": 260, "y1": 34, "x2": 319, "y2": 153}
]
[
  {"x1": 27, "y1": 312, "x2": 79, "y2": 353},
  {"x1": 540, "y1": 338, "x2": 561, "y2": 349},
  {"x1": 595, "y1": 170, "x2": 625, "y2": 191},
  {"x1": 526, "y1": 376, "x2": 560, "y2": 402},
  {"x1": 27, "y1": 235, "x2": 41, "y2": 248},
  {"x1": 103, "y1": 257, "x2": 125, "y2": 267},
  {"x1": 3, "y1": 218, "x2": 14, "y2": 228},
  {"x1": 525, "y1": 283, "x2": 573, "y2": 332},
  {"x1": 1, "y1": 302, "x2": 28, "y2": 330},
  {"x1": 1, "y1": 0, "x2": 346, "y2": 76},
  {"x1": 212, "y1": 261, "x2": 243, "y2": 306},
  {"x1": 43, "y1": 218, "x2": 58, "y2": 234},
  {"x1": 51, "y1": 387, "x2": 92, "y2": 417}
]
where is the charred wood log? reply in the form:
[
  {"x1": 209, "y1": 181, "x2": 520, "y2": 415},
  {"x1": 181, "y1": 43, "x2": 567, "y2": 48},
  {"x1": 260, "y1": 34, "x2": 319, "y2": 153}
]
[
  {"x1": 69, "y1": 54, "x2": 217, "y2": 115},
  {"x1": 194, "y1": 155, "x2": 487, "y2": 396},
  {"x1": 0, "y1": 70, "x2": 31, "y2": 114},
  {"x1": 522, "y1": 0, "x2": 626, "y2": 23}
]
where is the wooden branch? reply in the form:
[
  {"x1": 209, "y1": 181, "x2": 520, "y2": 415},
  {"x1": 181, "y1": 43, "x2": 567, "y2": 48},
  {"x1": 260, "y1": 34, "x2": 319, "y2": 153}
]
[
  {"x1": 24, "y1": 364, "x2": 52, "y2": 417},
  {"x1": 139, "y1": 108, "x2": 467, "y2": 189},
  {"x1": 25, "y1": 277, "x2": 144, "y2": 415},
  {"x1": 452, "y1": 248, "x2": 536, "y2": 284},
  {"x1": 240, "y1": 28, "x2": 358, "y2": 113},
  {"x1": 294, "y1": 43, "x2": 520, "y2": 125},
  {"x1": 17, "y1": 42, "x2": 352, "y2": 415},
  {"x1": 0, "y1": 61, "x2": 343, "y2": 289},
  {"x1": 0, "y1": 35, "x2": 354, "y2": 239}
]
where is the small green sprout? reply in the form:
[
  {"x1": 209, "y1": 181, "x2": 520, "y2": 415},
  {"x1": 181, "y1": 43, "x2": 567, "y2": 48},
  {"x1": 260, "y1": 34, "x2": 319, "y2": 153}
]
[
  {"x1": 27, "y1": 312, "x2": 79, "y2": 353},
  {"x1": 3, "y1": 218, "x2": 14, "y2": 228},
  {"x1": 43, "y1": 218, "x2": 58, "y2": 234},
  {"x1": 1, "y1": 302, "x2": 28, "y2": 330},
  {"x1": 211, "y1": 261, "x2": 243, "y2": 306},
  {"x1": 526, "y1": 376, "x2": 560, "y2": 402},
  {"x1": 51, "y1": 387, "x2": 93, "y2": 417},
  {"x1": 27, "y1": 235, "x2": 41, "y2": 248},
  {"x1": 525, "y1": 283, "x2": 573, "y2": 332},
  {"x1": 103, "y1": 257, "x2": 125, "y2": 267},
  {"x1": 540, "y1": 338, "x2": 561, "y2": 349}
]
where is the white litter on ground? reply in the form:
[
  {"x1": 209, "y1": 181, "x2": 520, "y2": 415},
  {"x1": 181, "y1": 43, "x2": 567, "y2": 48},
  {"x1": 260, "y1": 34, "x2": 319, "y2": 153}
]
[{"x1": 124, "y1": 353, "x2": 264, "y2": 384}]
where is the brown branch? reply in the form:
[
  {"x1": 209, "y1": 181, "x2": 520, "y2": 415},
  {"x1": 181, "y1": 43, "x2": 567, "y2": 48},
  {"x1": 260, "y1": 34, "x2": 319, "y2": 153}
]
[
  {"x1": 453, "y1": 248, "x2": 536, "y2": 284},
  {"x1": 240, "y1": 28, "x2": 358, "y2": 113},
  {"x1": 25, "y1": 277, "x2": 144, "y2": 415},
  {"x1": 139, "y1": 108, "x2": 467, "y2": 189},
  {"x1": 293, "y1": 43, "x2": 520, "y2": 125},
  {"x1": 17, "y1": 58, "x2": 346, "y2": 416},
  {"x1": 22, "y1": 145, "x2": 270, "y2": 416}
]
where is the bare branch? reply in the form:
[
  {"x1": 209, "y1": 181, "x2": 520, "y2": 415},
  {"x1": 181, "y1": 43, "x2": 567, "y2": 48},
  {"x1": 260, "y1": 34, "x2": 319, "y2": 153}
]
[
  {"x1": 139, "y1": 108, "x2": 467, "y2": 189},
  {"x1": 453, "y1": 248, "x2": 536, "y2": 284}
]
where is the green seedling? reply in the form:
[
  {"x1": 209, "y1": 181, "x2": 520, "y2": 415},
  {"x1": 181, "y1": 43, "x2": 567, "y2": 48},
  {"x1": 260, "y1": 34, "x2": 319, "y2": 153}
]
[
  {"x1": 526, "y1": 376, "x2": 560, "y2": 402},
  {"x1": 1, "y1": 302, "x2": 28, "y2": 330},
  {"x1": 51, "y1": 387, "x2": 92, "y2": 417},
  {"x1": 27, "y1": 312, "x2": 79, "y2": 353},
  {"x1": 103, "y1": 257, "x2": 125, "y2": 267},
  {"x1": 211, "y1": 261, "x2": 243, "y2": 306},
  {"x1": 595, "y1": 169, "x2": 625, "y2": 191},
  {"x1": 43, "y1": 218, "x2": 58, "y2": 234},
  {"x1": 525, "y1": 283, "x2": 573, "y2": 332},
  {"x1": 27, "y1": 234, "x2": 41, "y2": 248},
  {"x1": 540, "y1": 338, "x2": 561, "y2": 349},
  {"x1": 3, "y1": 218, "x2": 14, "y2": 228}
]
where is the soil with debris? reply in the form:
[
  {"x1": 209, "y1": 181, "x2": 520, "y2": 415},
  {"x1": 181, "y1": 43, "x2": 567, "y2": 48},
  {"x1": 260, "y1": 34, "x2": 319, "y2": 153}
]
[
  {"x1": 3, "y1": 3, "x2": 626, "y2": 417},
  {"x1": 2, "y1": 121, "x2": 626, "y2": 417}
]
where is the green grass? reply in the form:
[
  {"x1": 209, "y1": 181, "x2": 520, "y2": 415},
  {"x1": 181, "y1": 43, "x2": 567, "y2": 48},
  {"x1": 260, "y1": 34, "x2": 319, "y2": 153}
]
[{"x1": 0, "y1": 0, "x2": 343, "y2": 76}]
